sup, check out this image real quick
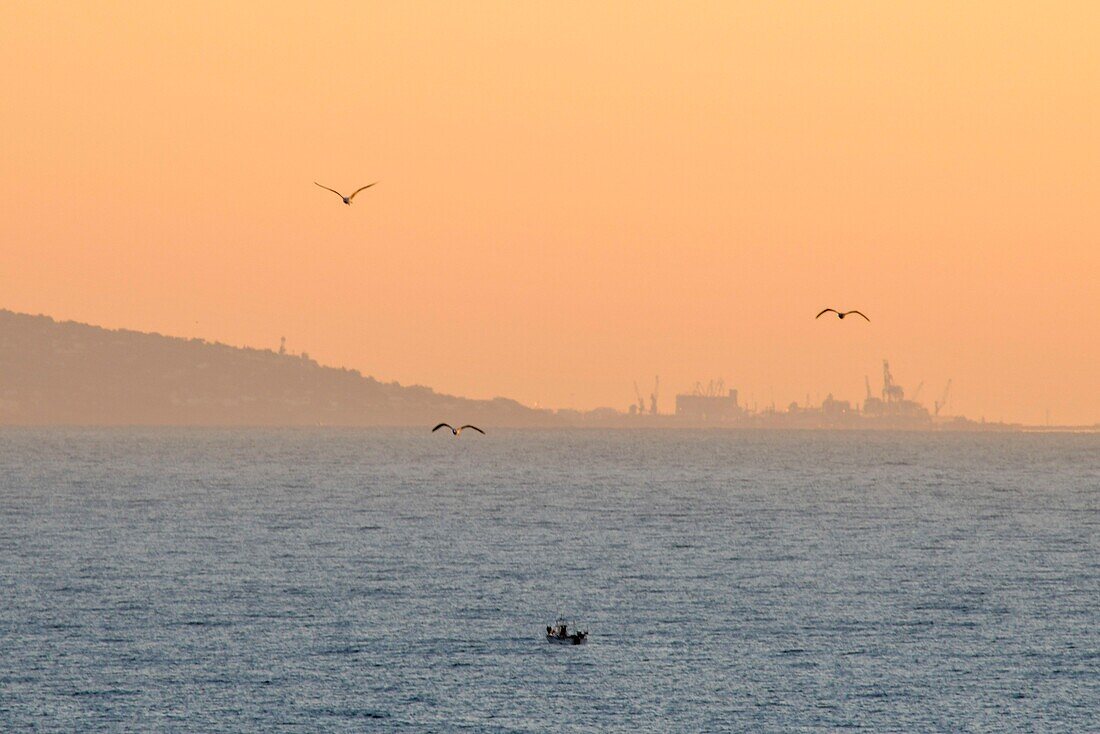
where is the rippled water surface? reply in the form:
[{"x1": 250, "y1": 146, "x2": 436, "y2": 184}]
[{"x1": 1, "y1": 428, "x2": 1098, "y2": 731}]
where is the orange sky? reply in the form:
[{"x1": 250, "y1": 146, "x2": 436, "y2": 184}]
[{"x1": 1, "y1": 2, "x2": 1097, "y2": 424}]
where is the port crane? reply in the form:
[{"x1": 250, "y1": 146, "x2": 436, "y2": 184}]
[
  {"x1": 691, "y1": 379, "x2": 725, "y2": 397},
  {"x1": 650, "y1": 376, "x2": 660, "y2": 415},
  {"x1": 934, "y1": 380, "x2": 952, "y2": 416},
  {"x1": 882, "y1": 360, "x2": 904, "y2": 402},
  {"x1": 632, "y1": 381, "x2": 646, "y2": 415}
]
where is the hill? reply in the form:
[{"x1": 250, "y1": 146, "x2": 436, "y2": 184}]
[{"x1": 0, "y1": 310, "x2": 552, "y2": 426}]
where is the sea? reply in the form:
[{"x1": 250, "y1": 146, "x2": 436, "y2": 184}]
[{"x1": 1, "y1": 428, "x2": 1097, "y2": 732}]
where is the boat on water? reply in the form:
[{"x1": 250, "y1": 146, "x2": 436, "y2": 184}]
[{"x1": 546, "y1": 617, "x2": 588, "y2": 645}]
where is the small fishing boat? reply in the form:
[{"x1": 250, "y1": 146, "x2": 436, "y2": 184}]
[{"x1": 545, "y1": 616, "x2": 588, "y2": 645}]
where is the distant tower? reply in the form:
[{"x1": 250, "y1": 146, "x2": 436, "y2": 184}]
[
  {"x1": 279, "y1": 336, "x2": 286, "y2": 355},
  {"x1": 633, "y1": 381, "x2": 646, "y2": 415},
  {"x1": 882, "y1": 360, "x2": 904, "y2": 402}
]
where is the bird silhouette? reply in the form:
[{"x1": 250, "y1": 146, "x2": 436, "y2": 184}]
[
  {"x1": 432, "y1": 423, "x2": 485, "y2": 436},
  {"x1": 816, "y1": 308, "x2": 869, "y2": 322},
  {"x1": 314, "y1": 181, "x2": 377, "y2": 205}
]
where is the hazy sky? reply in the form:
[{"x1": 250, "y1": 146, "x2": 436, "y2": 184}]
[{"x1": 2, "y1": 2, "x2": 1097, "y2": 424}]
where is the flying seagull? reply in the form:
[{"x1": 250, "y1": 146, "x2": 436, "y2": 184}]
[
  {"x1": 432, "y1": 423, "x2": 485, "y2": 436},
  {"x1": 314, "y1": 181, "x2": 377, "y2": 205},
  {"x1": 816, "y1": 308, "x2": 870, "y2": 322}
]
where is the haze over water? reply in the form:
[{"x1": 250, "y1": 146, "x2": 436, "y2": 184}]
[{"x1": 2, "y1": 428, "x2": 1097, "y2": 731}]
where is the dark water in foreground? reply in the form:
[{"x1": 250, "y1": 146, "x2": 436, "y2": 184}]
[{"x1": 1, "y1": 428, "x2": 1098, "y2": 732}]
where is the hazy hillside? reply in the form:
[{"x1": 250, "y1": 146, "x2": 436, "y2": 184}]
[{"x1": 0, "y1": 310, "x2": 552, "y2": 426}]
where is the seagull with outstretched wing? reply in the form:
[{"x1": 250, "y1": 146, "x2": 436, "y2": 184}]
[
  {"x1": 432, "y1": 423, "x2": 486, "y2": 436},
  {"x1": 314, "y1": 181, "x2": 377, "y2": 205},
  {"x1": 816, "y1": 308, "x2": 870, "y2": 322}
]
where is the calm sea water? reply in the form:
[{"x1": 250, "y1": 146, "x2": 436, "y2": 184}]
[{"x1": 1, "y1": 428, "x2": 1097, "y2": 732}]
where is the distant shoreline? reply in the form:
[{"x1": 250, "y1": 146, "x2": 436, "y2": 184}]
[
  {"x1": 2, "y1": 309, "x2": 1095, "y2": 430},
  {"x1": 1, "y1": 422, "x2": 1096, "y2": 433}
]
